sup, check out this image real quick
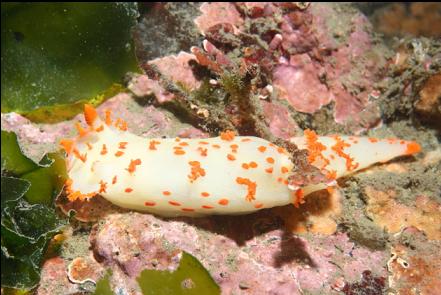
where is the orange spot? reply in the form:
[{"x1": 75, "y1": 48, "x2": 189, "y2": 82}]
[
  {"x1": 174, "y1": 149, "x2": 186, "y2": 155},
  {"x1": 115, "y1": 151, "x2": 124, "y2": 157},
  {"x1": 249, "y1": 161, "x2": 258, "y2": 168},
  {"x1": 405, "y1": 141, "x2": 421, "y2": 155},
  {"x1": 265, "y1": 167, "x2": 273, "y2": 174},
  {"x1": 144, "y1": 201, "x2": 156, "y2": 207},
  {"x1": 331, "y1": 135, "x2": 357, "y2": 171},
  {"x1": 179, "y1": 142, "x2": 189, "y2": 146},
  {"x1": 114, "y1": 118, "x2": 128, "y2": 131},
  {"x1": 126, "y1": 159, "x2": 141, "y2": 174},
  {"x1": 277, "y1": 177, "x2": 283, "y2": 183},
  {"x1": 73, "y1": 148, "x2": 87, "y2": 163},
  {"x1": 293, "y1": 189, "x2": 305, "y2": 208},
  {"x1": 326, "y1": 186, "x2": 335, "y2": 194},
  {"x1": 197, "y1": 147, "x2": 208, "y2": 157},
  {"x1": 99, "y1": 180, "x2": 107, "y2": 193},
  {"x1": 201, "y1": 192, "x2": 210, "y2": 197},
  {"x1": 86, "y1": 143, "x2": 92, "y2": 150},
  {"x1": 220, "y1": 130, "x2": 235, "y2": 141},
  {"x1": 284, "y1": 179, "x2": 289, "y2": 185},
  {"x1": 326, "y1": 170, "x2": 337, "y2": 180},
  {"x1": 230, "y1": 144, "x2": 239, "y2": 152},
  {"x1": 112, "y1": 175, "x2": 117, "y2": 185},
  {"x1": 175, "y1": 137, "x2": 181, "y2": 142},
  {"x1": 242, "y1": 163, "x2": 249, "y2": 169},
  {"x1": 100, "y1": 144, "x2": 108, "y2": 155},
  {"x1": 169, "y1": 201, "x2": 181, "y2": 206},
  {"x1": 368, "y1": 137, "x2": 378, "y2": 143},
  {"x1": 163, "y1": 191, "x2": 171, "y2": 196},
  {"x1": 125, "y1": 188, "x2": 133, "y2": 193},
  {"x1": 105, "y1": 109, "x2": 112, "y2": 126},
  {"x1": 84, "y1": 104, "x2": 97, "y2": 127},
  {"x1": 281, "y1": 166, "x2": 289, "y2": 174},
  {"x1": 254, "y1": 203, "x2": 263, "y2": 209},
  {"x1": 199, "y1": 141, "x2": 209, "y2": 145},
  {"x1": 118, "y1": 142, "x2": 128, "y2": 149},
  {"x1": 236, "y1": 177, "x2": 257, "y2": 202},
  {"x1": 304, "y1": 129, "x2": 329, "y2": 169},
  {"x1": 149, "y1": 140, "x2": 160, "y2": 150},
  {"x1": 60, "y1": 139, "x2": 74, "y2": 154},
  {"x1": 188, "y1": 161, "x2": 206, "y2": 183},
  {"x1": 227, "y1": 154, "x2": 236, "y2": 161},
  {"x1": 95, "y1": 125, "x2": 104, "y2": 132},
  {"x1": 241, "y1": 138, "x2": 251, "y2": 142},
  {"x1": 75, "y1": 122, "x2": 88, "y2": 137},
  {"x1": 266, "y1": 157, "x2": 275, "y2": 164},
  {"x1": 258, "y1": 146, "x2": 266, "y2": 153},
  {"x1": 218, "y1": 199, "x2": 229, "y2": 205},
  {"x1": 329, "y1": 154, "x2": 335, "y2": 160},
  {"x1": 212, "y1": 144, "x2": 221, "y2": 149},
  {"x1": 277, "y1": 147, "x2": 286, "y2": 154},
  {"x1": 182, "y1": 208, "x2": 195, "y2": 212},
  {"x1": 202, "y1": 205, "x2": 214, "y2": 209}
]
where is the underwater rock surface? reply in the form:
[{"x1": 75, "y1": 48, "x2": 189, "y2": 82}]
[{"x1": 2, "y1": 2, "x2": 440, "y2": 294}]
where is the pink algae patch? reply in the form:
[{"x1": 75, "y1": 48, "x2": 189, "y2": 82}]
[
  {"x1": 273, "y1": 54, "x2": 333, "y2": 114},
  {"x1": 148, "y1": 52, "x2": 201, "y2": 91},
  {"x1": 261, "y1": 100, "x2": 299, "y2": 140},
  {"x1": 194, "y1": 2, "x2": 244, "y2": 36}
]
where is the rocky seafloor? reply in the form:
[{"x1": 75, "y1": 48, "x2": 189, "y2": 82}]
[{"x1": 2, "y1": 3, "x2": 440, "y2": 295}]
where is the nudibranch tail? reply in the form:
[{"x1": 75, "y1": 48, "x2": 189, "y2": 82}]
[{"x1": 291, "y1": 130, "x2": 421, "y2": 182}]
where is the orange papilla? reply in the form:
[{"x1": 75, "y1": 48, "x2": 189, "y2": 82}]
[
  {"x1": 201, "y1": 192, "x2": 210, "y2": 197},
  {"x1": 227, "y1": 154, "x2": 236, "y2": 161},
  {"x1": 236, "y1": 177, "x2": 257, "y2": 202},
  {"x1": 115, "y1": 151, "x2": 124, "y2": 157},
  {"x1": 331, "y1": 135, "x2": 358, "y2": 171},
  {"x1": 126, "y1": 159, "x2": 141, "y2": 174},
  {"x1": 144, "y1": 201, "x2": 156, "y2": 207},
  {"x1": 326, "y1": 170, "x2": 337, "y2": 180},
  {"x1": 368, "y1": 137, "x2": 378, "y2": 143},
  {"x1": 281, "y1": 166, "x2": 289, "y2": 174},
  {"x1": 241, "y1": 138, "x2": 251, "y2": 142},
  {"x1": 199, "y1": 141, "x2": 209, "y2": 145},
  {"x1": 179, "y1": 142, "x2": 189, "y2": 146},
  {"x1": 212, "y1": 144, "x2": 221, "y2": 149},
  {"x1": 220, "y1": 130, "x2": 236, "y2": 141},
  {"x1": 73, "y1": 148, "x2": 87, "y2": 163},
  {"x1": 202, "y1": 205, "x2": 214, "y2": 209},
  {"x1": 100, "y1": 144, "x2": 108, "y2": 155},
  {"x1": 405, "y1": 141, "x2": 421, "y2": 155},
  {"x1": 242, "y1": 163, "x2": 249, "y2": 169},
  {"x1": 163, "y1": 191, "x2": 171, "y2": 196},
  {"x1": 174, "y1": 149, "x2": 186, "y2": 155},
  {"x1": 304, "y1": 129, "x2": 328, "y2": 168},
  {"x1": 75, "y1": 122, "x2": 88, "y2": 137},
  {"x1": 65, "y1": 179, "x2": 97, "y2": 202},
  {"x1": 293, "y1": 189, "x2": 305, "y2": 208},
  {"x1": 60, "y1": 139, "x2": 74, "y2": 154},
  {"x1": 125, "y1": 188, "x2": 133, "y2": 193},
  {"x1": 169, "y1": 200, "x2": 181, "y2": 206},
  {"x1": 112, "y1": 175, "x2": 117, "y2": 184},
  {"x1": 265, "y1": 167, "x2": 273, "y2": 173},
  {"x1": 105, "y1": 109, "x2": 112, "y2": 126},
  {"x1": 254, "y1": 203, "x2": 263, "y2": 209},
  {"x1": 84, "y1": 104, "x2": 97, "y2": 127},
  {"x1": 249, "y1": 161, "x2": 258, "y2": 168}
]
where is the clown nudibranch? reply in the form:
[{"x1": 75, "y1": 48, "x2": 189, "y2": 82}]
[{"x1": 60, "y1": 105, "x2": 421, "y2": 217}]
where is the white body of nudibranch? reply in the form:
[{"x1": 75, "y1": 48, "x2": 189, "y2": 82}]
[{"x1": 61, "y1": 105, "x2": 421, "y2": 217}]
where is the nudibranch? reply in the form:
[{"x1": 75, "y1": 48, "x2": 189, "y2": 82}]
[{"x1": 60, "y1": 105, "x2": 421, "y2": 217}]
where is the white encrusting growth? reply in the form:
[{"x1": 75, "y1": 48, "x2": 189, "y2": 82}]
[{"x1": 61, "y1": 105, "x2": 421, "y2": 217}]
